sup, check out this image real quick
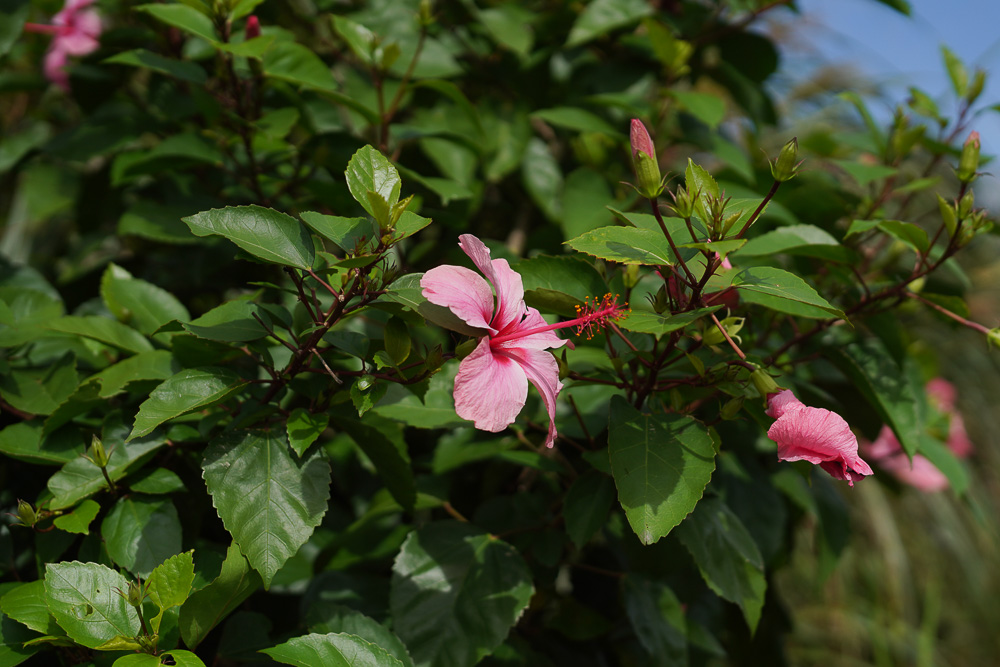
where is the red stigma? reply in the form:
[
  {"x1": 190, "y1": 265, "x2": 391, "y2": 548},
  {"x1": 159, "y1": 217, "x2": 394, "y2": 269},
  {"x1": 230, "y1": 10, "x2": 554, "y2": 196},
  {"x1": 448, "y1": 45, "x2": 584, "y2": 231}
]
[{"x1": 573, "y1": 294, "x2": 629, "y2": 340}]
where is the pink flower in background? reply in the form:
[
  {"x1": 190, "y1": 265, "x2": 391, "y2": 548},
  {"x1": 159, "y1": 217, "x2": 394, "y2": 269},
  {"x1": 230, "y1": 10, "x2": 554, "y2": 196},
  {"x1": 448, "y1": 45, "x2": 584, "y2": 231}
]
[
  {"x1": 766, "y1": 390, "x2": 873, "y2": 486},
  {"x1": 926, "y1": 377, "x2": 973, "y2": 458},
  {"x1": 23, "y1": 0, "x2": 102, "y2": 91},
  {"x1": 861, "y1": 426, "x2": 949, "y2": 493},
  {"x1": 421, "y1": 234, "x2": 626, "y2": 447}
]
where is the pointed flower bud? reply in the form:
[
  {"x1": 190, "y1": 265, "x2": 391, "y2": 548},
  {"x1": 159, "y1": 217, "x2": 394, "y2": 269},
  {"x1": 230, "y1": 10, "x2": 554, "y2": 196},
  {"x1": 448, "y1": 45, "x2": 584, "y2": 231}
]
[
  {"x1": 126, "y1": 579, "x2": 146, "y2": 607},
  {"x1": 245, "y1": 15, "x2": 261, "y2": 40},
  {"x1": 17, "y1": 499, "x2": 37, "y2": 527},
  {"x1": 703, "y1": 316, "x2": 744, "y2": 347},
  {"x1": 86, "y1": 435, "x2": 111, "y2": 468},
  {"x1": 957, "y1": 131, "x2": 980, "y2": 183},
  {"x1": 770, "y1": 137, "x2": 801, "y2": 182},
  {"x1": 630, "y1": 119, "x2": 664, "y2": 199},
  {"x1": 750, "y1": 368, "x2": 781, "y2": 400},
  {"x1": 937, "y1": 194, "x2": 958, "y2": 237}
]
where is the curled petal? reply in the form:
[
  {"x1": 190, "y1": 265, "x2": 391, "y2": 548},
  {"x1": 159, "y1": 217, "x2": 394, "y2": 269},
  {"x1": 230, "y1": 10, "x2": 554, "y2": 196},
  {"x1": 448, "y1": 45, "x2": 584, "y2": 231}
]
[
  {"x1": 502, "y1": 346, "x2": 563, "y2": 448},
  {"x1": 421, "y1": 265, "x2": 496, "y2": 333},
  {"x1": 768, "y1": 403, "x2": 872, "y2": 486},
  {"x1": 453, "y1": 337, "x2": 527, "y2": 433},
  {"x1": 765, "y1": 389, "x2": 803, "y2": 419},
  {"x1": 458, "y1": 234, "x2": 524, "y2": 332}
]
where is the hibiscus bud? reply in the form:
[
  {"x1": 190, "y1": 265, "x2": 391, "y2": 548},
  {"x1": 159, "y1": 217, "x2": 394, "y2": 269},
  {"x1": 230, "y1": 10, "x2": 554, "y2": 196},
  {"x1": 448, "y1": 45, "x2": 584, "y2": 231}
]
[
  {"x1": 125, "y1": 580, "x2": 146, "y2": 607},
  {"x1": 750, "y1": 368, "x2": 781, "y2": 399},
  {"x1": 958, "y1": 189, "x2": 975, "y2": 218},
  {"x1": 720, "y1": 396, "x2": 744, "y2": 420},
  {"x1": 87, "y1": 435, "x2": 110, "y2": 468},
  {"x1": 16, "y1": 499, "x2": 37, "y2": 527},
  {"x1": 419, "y1": 0, "x2": 434, "y2": 26},
  {"x1": 770, "y1": 137, "x2": 801, "y2": 182},
  {"x1": 988, "y1": 328, "x2": 1000, "y2": 350},
  {"x1": 622, "y1": 264, "x2": 640, "y2": 289},
  {"x1": 937, "y1": 194, "x2": 958, "y2": 237},
  {"x1": 670, "y1": 184, "x2": 696, "y2": 219},
  {"x1": 630, "y1": 119, "x2": 664, "y2": 199},
  {"x1": 702, "y1": 316, "x2": 743, "y2": 347},
  {"x1": 424, "y1": 344, "x2": 444, "y2": 372},
  {"x1": 957, "y1": 131, "x2": 980, "y2": 183},
  {"x1": 246, "y1": 15, "x2": 260, "y2": 39}
]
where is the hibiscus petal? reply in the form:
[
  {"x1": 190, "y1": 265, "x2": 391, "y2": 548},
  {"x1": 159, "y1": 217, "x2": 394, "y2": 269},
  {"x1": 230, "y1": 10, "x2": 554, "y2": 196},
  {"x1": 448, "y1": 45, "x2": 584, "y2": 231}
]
[
  {"x1": 768, "y1": 405, "x2": 872, "y2": 485},
  {"x1": 765, "y1": 389, "x2": 803, "y2": 419},
  {"x1": 458, "y1": 234, "x2": 525, "y2": 332},
  {"x1": 44, "y1": 47, "x2": 70, "y2": 91},
  {"x1": 421, "y1": 265, "x2": 497, "y2": 333},
  {"x1": 502, "y1": 346, "x2": 563, "y2": 448},
  {"x1": 453, "y1": 337, "x2": 527, "y2": 432}
]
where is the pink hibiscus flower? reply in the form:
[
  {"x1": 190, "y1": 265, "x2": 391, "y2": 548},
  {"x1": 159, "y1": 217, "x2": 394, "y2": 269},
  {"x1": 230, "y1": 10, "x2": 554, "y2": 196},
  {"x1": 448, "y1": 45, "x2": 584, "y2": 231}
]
[
  {"x1": 861, "y1": 426, "x2": 948, "y2": 493},
  {"x1": 24, "y1": 0, "x2": 102, "y2": 91},
  {"x1": 926, "y1": 377, "x2": 973, "y2": 458},
  {"x1": 766, "y1": 390, "x2": 873, "y2": 486},
  {"x1": 421, "y1": 234, "x2": 626, "y2": 447}
]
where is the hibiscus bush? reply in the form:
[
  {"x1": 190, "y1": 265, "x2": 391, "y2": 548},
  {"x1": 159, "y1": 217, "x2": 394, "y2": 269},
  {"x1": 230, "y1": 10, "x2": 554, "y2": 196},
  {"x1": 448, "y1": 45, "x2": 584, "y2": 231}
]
[{"x1": 1, "y1": 0, "x2": 998, "y2": 665}]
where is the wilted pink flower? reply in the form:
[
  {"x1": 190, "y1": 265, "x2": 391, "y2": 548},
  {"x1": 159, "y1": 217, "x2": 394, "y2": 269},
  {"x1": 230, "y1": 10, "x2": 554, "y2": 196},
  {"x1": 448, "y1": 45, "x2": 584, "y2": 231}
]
[
  {"x1": 765, "y1": 390, "x2": 873, "y2": 486},
  {"x1": 861, "y1": 426, "x2": 948, "y2": 493},
  {"x1": 421, "y1": 234, "x2": 626, "y2": 447},
  {"x1": 926, "y1": 377, "x2": 973, "y2": 458},
  {"x1": 24, "y1": 0, "x2": 102, "y2": 91}
]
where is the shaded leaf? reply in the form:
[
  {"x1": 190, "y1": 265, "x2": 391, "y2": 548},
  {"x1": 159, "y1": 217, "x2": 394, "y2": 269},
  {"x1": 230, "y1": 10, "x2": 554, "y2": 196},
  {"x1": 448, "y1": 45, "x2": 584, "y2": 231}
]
[
  {"x1": 44, "y1": 562, "x2": 140, "y2": 649},
  {"x1": 183, "y1": 206, "x2": 315, "y2": 270},
  {"x1": 129, "y1": 367, "x2": 247, "y2": 441},
  {"x1": 101, "y1": 496, "x2": 182, "y2": 578},
  {"x1": 179, "y1": 543, "x2": 262, "y2": 649},
  {"x1": 262, "y1": 632, "x2": 405, "y2": 667}
]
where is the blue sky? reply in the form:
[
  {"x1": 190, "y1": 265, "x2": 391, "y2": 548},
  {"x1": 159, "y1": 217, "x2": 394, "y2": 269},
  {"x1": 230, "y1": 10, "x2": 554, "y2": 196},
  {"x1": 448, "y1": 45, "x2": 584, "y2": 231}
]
[{"x1": 779, "y1": 0, "x2": 1000, "y2": 203}]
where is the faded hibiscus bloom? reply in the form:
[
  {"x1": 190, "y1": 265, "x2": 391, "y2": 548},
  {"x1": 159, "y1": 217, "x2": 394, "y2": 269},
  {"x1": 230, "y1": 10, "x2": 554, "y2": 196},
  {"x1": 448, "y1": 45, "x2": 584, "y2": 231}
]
[
  {"x1": 765, "y1": 389, "x2": 873, "y2": 486},
  {"x1": 23, "y1": 0, "x2": 102, "y2": 91},
  {"x1": 861, "y1": 426, "x2": 948, "y2": 493},
  {"x1": 421, "y1": 234, "x2": 626, "y2": 447}
]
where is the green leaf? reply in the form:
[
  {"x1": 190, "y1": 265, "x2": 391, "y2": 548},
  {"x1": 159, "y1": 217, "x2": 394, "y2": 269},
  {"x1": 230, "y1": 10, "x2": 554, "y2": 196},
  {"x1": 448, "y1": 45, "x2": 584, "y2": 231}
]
[
  {"x1": 47, "y1": 422, "x2": 166, "y2": 510},
  {"x1": 384, "y1": 317, "x2": 411, "y2": 365},
  {"x1": 608, "y1": 396, "x2": 716, "y2": 545},
  {"x1": 101, "y1": 496, "x2": 182, "y2": 578},
  {"x1": 0, "y1": 0, "x2": 28, "y2": 57},
  {"x1": 733, "y1": 266, "x2": 846, "y2": 319},
  {"x1": 517, "y1": 254, "x2": 608, "y2": 317},
  {"x1": 0, "y1": 353, "x2": 78, "y2": 416},
  {"x1": 287, "y1": 408, "x2": 329, "y2": 457},
  {"x1": 372, "y1": 368, "x2": 467, "y2": 429},
  {"x1": 531, "y1": 107, "x2": 618, "y2": 135},
  {"x1": 562, "y1": 167, "x2": 615, "y2": 240},
  {"x1": 1, "y1": 580, "x2": 61, "y2": 635},
  {"x1": 129, "y1": 367, "x2": 246, "y2": 441},
  {"x1": 0, "y1": 421, "x2": 84, "y2": 465},
  {"x1": 941, "y1": 45, "x2": 968, "y2": 97},
  {"x1": 52, "y1": 499, "x2": 100, "y2": 535},
  {"x1": 684, "y1": 158, "x2": 720, "y2": 199},
  {"x1": 182, "y1": 300, "x2": 269, "y2": 342},
  {"x1": 617, "y1": 307, "x2": 722, "y2": 336},
  {"x1": 183, "y1": 205, "x2": 316, "y2": 270},
  {"x1": 103, "y1": 49, "x2": 207, "y2": 84},
  {"x1": 345, "y1": 146, "x2": 402, "y2": 221},
  {"x1": 675, "y1": 497, "x2": 766, "y2": 632},
  {"x1": 0, "y1": 286, "x2": 64, "y2": 348},
  {"x1": 0, "y1": 122, "x2": 51, "y2": 173},
  {"x1": 118, "y1": 201, "x2": 200, "y2": 244},
  {"x1": 336, "y1": 415, "x2": 415, "y2": 511},
  {"x1": 90, "y1": 350, "x2": 177, "y2": 399},
  {"x1": 735, "y1": 224, "x2": 852, "y2": 262},
  {"x1": 846, "y1": 219, "x2": 928, "y2": 254},
  {"x1": 622, "y1": 575, "x2": 687, "y2": 666},
  {"x1": 564, "y1": 470, "x2": 616, "y2": 548},
  {"x1": 673, "y1": 91, "x2": 725, "y2": 129},
  {"x1": 101, "y1": 263, "x2": 191, "y2": 337},
  {"x1": 917, "y1": 435, "x2": 969, "y2": 496},
  {"x1": 520, "y1": 138, "x2": 562, "y2": 223},
  {"x1": 390, "y1": 522, "x2": 534, "y2": 667},
  {"x1": 565, "y1": 226, "x2": 677, "y2": 265},
  {"x1": 566, "y1": 0, "x2": 653, "y2": 47},
  {"x1": 300, "y1": 212, "x2": 376, "y2": 253},
  {"x1": 476, "y1": 4, "x2": 534, "y2": 57},
  {"x1": 136, "y1": 4, "x2": 217, "y2": 42},
  {"x1": 46, "y1": 316, "x2": 153, "y2": 354},
  {"x1": 202, "y1": 430, "x2": 331, "y2": 587},
  {"x1": 387, "y1": 211, "x2": 431, "y2": 244},
  {"x1": 825, "y1": 339, "x2": 921, "y2": 458},
  {"x1": 262, "y1": 632, "x2": 406, "y2": 667},
  {"x1": 146, "y1": 551, "x2": 195, "y2": 635},
  {"x1": 179, "y1": 543, "x2": 262, "y2": 649},
  {"x1": 872, "y1": 0, "x2": 911, "y2": 14},
  {"x1": 306, "y1": 605, "x2": 414, "y2": 667},
  {"x1": 44, "y1": 562, "x2": 141, "y2": 649},
  {"x1": 113, "y1": 651, "x2": 206, "y2": 667},
  {"x1": 127, "y1": 467, "x2": 186, "y2": 495}
]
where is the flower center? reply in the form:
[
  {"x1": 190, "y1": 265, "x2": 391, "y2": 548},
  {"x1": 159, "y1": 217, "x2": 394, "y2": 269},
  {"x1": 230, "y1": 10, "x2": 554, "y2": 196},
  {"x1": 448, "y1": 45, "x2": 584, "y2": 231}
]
[{"x1": 490, "y1": 294, "x2": 630, "y2": 346}]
